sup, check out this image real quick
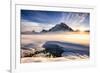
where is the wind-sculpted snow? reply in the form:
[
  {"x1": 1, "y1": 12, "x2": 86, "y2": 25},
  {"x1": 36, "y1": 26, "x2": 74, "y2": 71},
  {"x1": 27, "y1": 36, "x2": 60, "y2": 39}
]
[{"x1": 43, "y1": 41, "x2": 89, "y2": 57}]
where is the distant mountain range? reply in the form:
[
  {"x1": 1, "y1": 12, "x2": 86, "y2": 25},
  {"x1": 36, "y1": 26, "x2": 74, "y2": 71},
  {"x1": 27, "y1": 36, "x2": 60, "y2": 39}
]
[
  {"x1": 21, "y1": 30, "x2": 38, "y2": 34},
  {"x1": 21, "y1": 22, "x2": 89, "y2": 34}
]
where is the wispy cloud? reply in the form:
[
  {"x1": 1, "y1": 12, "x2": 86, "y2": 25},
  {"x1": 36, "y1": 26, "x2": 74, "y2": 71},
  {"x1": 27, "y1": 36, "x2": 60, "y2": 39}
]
[
  {"x1": 21, "y1": 10, "x2": 90, "y2": 31},
  {"x1": 21, "y1": 19, "x2": 55, "y2": 32}
]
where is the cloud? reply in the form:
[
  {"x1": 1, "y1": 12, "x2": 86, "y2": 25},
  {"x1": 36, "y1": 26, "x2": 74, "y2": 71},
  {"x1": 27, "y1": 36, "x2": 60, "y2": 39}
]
[
  {"x1": 61, "y1": 13, "x2": 89, "y2": 29},
  {"x1": 21, "y1": 19, "x2": 55, "y2": 32},
  {"x1": 21, "y1": 10, "x2": 90, "y2": 31}
]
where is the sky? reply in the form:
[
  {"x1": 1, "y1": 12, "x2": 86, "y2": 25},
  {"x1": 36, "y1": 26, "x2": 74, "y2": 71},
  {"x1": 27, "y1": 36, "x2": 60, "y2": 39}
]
[{"x1": 21, "y1": 10, "x2": 90, "y2": 32}]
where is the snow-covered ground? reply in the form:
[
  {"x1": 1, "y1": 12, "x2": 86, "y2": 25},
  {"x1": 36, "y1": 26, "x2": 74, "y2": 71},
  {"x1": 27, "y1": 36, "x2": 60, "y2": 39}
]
[{"x1": 21, "y1": 32, "x2": 89, "y2": 63}]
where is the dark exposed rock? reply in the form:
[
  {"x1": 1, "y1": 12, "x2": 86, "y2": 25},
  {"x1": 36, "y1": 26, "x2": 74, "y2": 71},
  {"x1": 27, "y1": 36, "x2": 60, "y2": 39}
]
[
  {"x1": 41, "y1": 29, "x2": 48, "y2": 33},
  {"x1": 85, "y1": 30, "x2": 90, "y2": 32}
]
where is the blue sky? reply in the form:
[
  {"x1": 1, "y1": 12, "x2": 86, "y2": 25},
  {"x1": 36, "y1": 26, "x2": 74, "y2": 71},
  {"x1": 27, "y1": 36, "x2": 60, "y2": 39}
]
[{"x1": 21, "y1": 10, "x2": 90, "y2": 32}]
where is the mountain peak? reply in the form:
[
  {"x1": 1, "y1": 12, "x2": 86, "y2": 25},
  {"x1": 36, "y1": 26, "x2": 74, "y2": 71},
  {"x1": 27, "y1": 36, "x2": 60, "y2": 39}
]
[{"x1": 49, "y1": 22, "x2": 73, "y2": 32}]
